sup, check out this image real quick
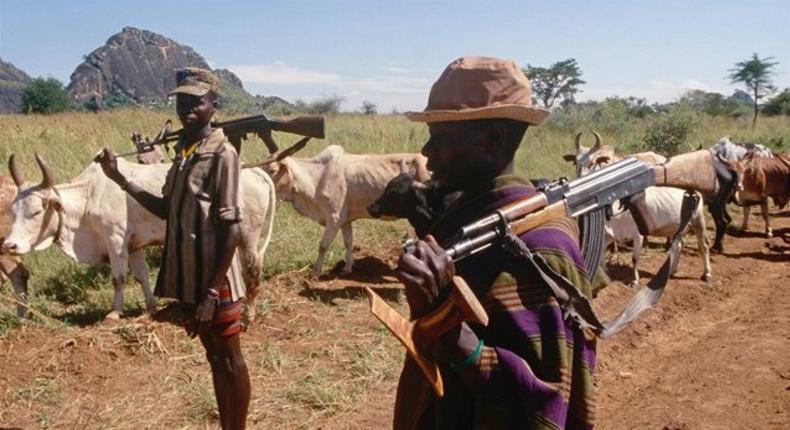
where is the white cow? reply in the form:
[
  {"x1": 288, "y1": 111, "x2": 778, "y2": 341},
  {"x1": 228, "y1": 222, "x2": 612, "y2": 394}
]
[
  {"x1": 2, "y1": 154, "x2": 276, "y2": 321},
  {"x1": 250, "y1": 142, "x2": 429, "y2": 277},
  {"x1": 0, "y1": 176, "x2": 29, "y2": 317},
  {"x1": 564, "y1": 132, "x2": 712, "y2": 287}
]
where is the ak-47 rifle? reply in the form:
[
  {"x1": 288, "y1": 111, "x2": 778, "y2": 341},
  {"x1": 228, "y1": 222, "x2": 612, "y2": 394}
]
[
  {"x1": 367, "y1": 149, "x2": 718, "y2": 397},
  {"x1": 118, "y1": 114, "x2": 325, "y2": 158}
]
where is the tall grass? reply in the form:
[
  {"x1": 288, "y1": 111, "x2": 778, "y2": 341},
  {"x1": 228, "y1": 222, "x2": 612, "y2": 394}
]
[{"x1": 1, "y1": 109, "x2": 789, "y2": 329}]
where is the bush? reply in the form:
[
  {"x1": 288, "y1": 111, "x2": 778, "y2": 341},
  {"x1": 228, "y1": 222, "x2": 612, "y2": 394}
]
[
  {"x1": 762, "y1": 89, "x2": 790, "y2": 116},
  {"x1": 293, "y1": 95, "x2": 344, "y2": 114},
  {"x1": 642, "y1": 106, "x2": 701, "y2": 155},
  {"x1": 21, "y1": 78, "x2": 69, "y2": 114}
]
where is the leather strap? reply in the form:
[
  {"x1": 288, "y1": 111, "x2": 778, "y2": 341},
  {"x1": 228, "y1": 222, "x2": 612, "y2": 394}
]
[{"x1": 502, "y1": 191, "x2": 700, "y2": 339}]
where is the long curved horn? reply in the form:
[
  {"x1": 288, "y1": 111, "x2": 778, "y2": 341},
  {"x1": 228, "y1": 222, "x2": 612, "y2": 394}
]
[
  {"x1": 592, "y1": 132, "x2": 602, "y2": 151},
  {"x1": 574, "y1": 132, "x2": 582, "y2": 152},
  {"x1": 35, "y1": 153, "x2": 55, "y2": 188},
  {"x1": 8, "y1": 154, "x2": 25, "y2": 187}
]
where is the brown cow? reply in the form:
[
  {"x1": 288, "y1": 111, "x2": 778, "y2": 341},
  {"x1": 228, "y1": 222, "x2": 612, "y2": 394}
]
[{"x1": 725, "y1": 153, "x2": 790, "y2": 237}]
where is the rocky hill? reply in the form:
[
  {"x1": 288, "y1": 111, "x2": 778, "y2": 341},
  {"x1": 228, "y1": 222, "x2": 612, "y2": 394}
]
[
  {"x1": 0, "y1": 58, "x2": 32, "y2": 113},
  {"x1": 67, "y1": 27, "x2": 292, "y2": 113}
]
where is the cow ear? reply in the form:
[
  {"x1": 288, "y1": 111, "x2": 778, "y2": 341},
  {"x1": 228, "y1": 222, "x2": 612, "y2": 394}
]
[
  {"x1": 596, "y1": 156, "x2": 611, "y2": 165},
  {"x1": 48, "y1": 195, "x2": 63, "y2": 212},
  {"x1": 562, "y1": 154, "x2": 576, "y2": 162}
]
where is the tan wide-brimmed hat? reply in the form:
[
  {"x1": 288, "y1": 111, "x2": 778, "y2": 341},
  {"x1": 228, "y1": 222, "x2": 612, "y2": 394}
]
[{"x1": 405, "y1": 56, "x2": 549, "y2": 125}]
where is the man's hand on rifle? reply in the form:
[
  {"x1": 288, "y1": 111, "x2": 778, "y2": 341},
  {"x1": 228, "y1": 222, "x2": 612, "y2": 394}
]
[
  {"x1": 95, "y1": 148, "x2": 126, "y2": 185},
  {"x1": 396, "y1": 235, "x2": 455, "y2": 319}
]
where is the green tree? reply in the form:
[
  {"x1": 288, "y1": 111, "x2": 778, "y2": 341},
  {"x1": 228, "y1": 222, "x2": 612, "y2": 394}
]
[
  {"x1": 21, "y1": 77, "x2": 69, "y2": 114},
  {"x1": 762, "y1": 88, "x2": 790, "y2": 116},
  {"x1": 523, "y1": 58, "x2": 586, "y2": 108},
  {"x1": 360, "y1": 100, "x2": 377, "y2": 115},
  {"x1": 728, "y1": 53, "x2": 779, "y2": 127}
]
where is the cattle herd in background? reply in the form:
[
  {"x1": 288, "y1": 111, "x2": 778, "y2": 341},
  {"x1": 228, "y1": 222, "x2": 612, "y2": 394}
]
[{"x1": 0, "y1": 132, "x2": 788, "y2": 321}]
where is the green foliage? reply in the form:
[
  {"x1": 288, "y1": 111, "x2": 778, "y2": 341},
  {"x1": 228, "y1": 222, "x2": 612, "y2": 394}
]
[
  {"x1": 729, "y1": 53, "x2": 780, "y2": 125},
  {"x1": 293, "y1": 95, "x2": 344, "y2": 114},
  {"x1": 103, "y1": 90, "x2": 137, "y2": 109},
  {"x1": 21, "y1": 78, "x2": 69, "y2": 114},
  {"x1": 360, "y1": 100, "x2": 377, "y2": 115},
  {"x1": 678, "y1": 89, "x2": 751, "y2": 117},
  {"x1": 523, "y1": 58, "x2": 586, "y2": 108},
  {"x1": 642, "y1": 106, "x2": 701, "y2": 155},
  {"x1": 762, "y1": 88, "x2": 790, "y2": 116}
]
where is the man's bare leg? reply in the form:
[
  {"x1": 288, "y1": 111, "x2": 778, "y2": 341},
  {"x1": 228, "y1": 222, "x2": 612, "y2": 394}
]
[{"x1": 201, "y1": 331, "x2": 250, "y2": 429}]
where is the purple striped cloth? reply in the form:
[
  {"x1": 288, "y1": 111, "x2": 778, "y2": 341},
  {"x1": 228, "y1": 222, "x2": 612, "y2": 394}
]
[{"x1": 394, "y1": 175, "x2": 598, "y2": 430}]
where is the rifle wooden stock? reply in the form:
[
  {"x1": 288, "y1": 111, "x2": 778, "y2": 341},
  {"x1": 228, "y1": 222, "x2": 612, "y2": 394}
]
[{"x1": 268, "y1": 115, "x2": 325, "y2": 139}]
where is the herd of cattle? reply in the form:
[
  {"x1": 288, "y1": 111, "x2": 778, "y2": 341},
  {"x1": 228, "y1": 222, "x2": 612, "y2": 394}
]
[{"x1": 0, "y1": 133, "x2": 788, "y2": 322}]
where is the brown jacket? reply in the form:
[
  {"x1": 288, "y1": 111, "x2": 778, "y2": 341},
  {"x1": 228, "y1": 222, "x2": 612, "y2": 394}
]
[{"x1": 155, "y1": 129, "x2": 245, "y2": 304}]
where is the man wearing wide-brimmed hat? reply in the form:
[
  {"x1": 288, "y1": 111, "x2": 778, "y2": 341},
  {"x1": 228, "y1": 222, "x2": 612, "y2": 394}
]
[
  {"x1": 394, "y1": 57, "x2": 597, "y2": 429},
  {"x1": 97, "y1": 67, "x2": 250, "y2": 429}
]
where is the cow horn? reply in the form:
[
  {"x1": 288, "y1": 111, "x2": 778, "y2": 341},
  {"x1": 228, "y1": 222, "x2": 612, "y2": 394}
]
[
  {"x1": 35, "y1": 153, "x2": 55, "y2": 188},
  {"x1": 592, "y1": 132, "x2": 602, "y2": 151},
  {"x1": 574, "y1": 132, "x2": 582, "y2": 152},
  {"x1": 8, "y1": 154, "x2": 25, "y2": 187}
]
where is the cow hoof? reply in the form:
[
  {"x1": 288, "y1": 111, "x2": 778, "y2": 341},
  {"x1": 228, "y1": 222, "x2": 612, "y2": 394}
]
[
  {"x1": 702, "y1": 273, "x2": 712, "y2": 283},
  {"x1": 103, "y1": 311, "x2": 121, "y2": 323},
  {"x1": 766, "y1": 231, "x2": 773, "y2": 238},
  {"x1": 628, "y1": 281, "x2": 640, "y2": 289}
]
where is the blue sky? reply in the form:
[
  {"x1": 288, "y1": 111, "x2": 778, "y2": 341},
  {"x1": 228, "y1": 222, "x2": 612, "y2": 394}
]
[{"x1": 1, "y1": 0, "x2": 788, "y2": 112}]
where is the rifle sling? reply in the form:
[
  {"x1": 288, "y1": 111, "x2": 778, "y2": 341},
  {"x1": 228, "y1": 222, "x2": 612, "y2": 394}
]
[{"x1": 501, "y1": 191, "x2": 700, "y2": 339}]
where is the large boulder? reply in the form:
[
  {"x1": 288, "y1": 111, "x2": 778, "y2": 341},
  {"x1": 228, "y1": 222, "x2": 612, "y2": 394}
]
[{"x1": 0, "y1": 58, "x2": 32, "y2": 114}]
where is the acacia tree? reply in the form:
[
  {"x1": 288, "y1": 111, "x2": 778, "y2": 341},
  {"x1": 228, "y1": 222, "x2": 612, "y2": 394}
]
[
  {"x1": 728, "y1": 53, "x2": 779, "y2": 127},
  {"x1": 523, "y1": 58, "x2": 586, "y2": 108}
]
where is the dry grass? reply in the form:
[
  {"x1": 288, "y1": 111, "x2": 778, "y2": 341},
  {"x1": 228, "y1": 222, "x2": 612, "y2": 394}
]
[{"x1": 0, "y1": 109, "x2": 789, "y2": 428}]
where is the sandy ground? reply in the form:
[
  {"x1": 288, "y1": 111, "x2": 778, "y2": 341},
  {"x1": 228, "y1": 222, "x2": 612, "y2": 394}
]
[{"x1": 1, "y1": 209, "x2": 788, "y2": 429}]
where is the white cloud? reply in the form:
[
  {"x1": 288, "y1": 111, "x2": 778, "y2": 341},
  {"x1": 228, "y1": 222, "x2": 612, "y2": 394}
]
[
  {"x1": 579, "y1": 78, "x2": 727, "y2": 104},
  {"x1": 380, "y1": 66, "x2": 411, "y2": 74},
  {"x1": 229, "y1": 61, "x2": 430, "y2": 99},
  {"x1": 229, "y1": 61, "x2": 342, "y2": 85}
]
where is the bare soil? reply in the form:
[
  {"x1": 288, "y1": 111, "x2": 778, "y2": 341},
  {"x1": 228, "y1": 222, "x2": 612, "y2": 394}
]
[{"x1": 1, "y1": 209, "x2": 788, "y2": 429}]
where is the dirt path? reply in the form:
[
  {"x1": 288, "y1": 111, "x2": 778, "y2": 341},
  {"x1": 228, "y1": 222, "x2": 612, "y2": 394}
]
[{"x1": 0, "y1": 211, "x2": 788, "y2": 429}]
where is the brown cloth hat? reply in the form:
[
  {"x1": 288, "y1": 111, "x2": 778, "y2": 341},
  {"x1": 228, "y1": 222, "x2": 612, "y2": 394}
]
[
  {"x1": 169, "y1": 67, "x2": 219, "y2": 97},
  {"x1": 405, "y1": 56, "x2": 549, "y2": 125}
]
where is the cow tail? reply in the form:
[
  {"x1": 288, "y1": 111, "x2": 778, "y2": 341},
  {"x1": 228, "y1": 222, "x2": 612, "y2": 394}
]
[{"x1": 257, "y1": 170, "x2": 277, "y2": 262}]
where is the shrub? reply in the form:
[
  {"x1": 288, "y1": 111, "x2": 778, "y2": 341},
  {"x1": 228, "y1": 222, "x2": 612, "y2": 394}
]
[
  {"x1": 21, "y1": 78, "x2": 69, "y2": 114},
  {"x1": 642, "y1": 106, "x2": 701, "y2": 155}
]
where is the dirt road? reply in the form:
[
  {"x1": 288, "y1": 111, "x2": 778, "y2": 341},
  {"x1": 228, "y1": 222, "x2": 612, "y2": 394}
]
[{"x1": 1, "y1": 210, "x2": 788, "y2": 429}]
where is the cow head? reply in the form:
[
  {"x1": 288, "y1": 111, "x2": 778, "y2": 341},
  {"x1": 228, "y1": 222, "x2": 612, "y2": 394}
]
[
  {"x1": 717, "y1": 155, "x2": 755, "y2": 204},
  {"x1": 250, "y1": 136, "x2": 310, "y2": 200},
  {"x1": 1, "y1": 154, "x2": 63, "y2": 255},
  {"x1": 368, "y1": 173, "x2": 427, "y2": 220},
  {"x1": 562, "y1": 132, "x2": 616, "y2": 176}
]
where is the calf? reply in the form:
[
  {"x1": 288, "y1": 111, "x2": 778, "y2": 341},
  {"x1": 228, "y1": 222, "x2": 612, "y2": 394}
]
[
  {"x1": 367, "y1": 174, "x2": 460, "y2": 238},
  {"x1": 253, "y1": 142, "x2": 429, "y2": 277}
]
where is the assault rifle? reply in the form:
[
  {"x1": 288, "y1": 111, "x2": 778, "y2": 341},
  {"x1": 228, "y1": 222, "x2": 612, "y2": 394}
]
[
  {"x1": 119, "y1": 114, "x2": 325, "y2": 158},
  {"x1": 367, "y1": 149, "x2": 718, "y2": 396}
]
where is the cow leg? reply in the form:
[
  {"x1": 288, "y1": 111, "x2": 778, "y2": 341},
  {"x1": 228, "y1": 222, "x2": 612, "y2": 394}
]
[
  {"x1": 629, "y1": 234, "x2": 643, "y2": 288},
  {"x1": 240, "y1": 244, "x2": 262, "y2": 325},
  {"x1": 741, "y1": 206, "x2": 751, "y2": 231},
  {"x1": 106, "y1": 242, "x2": 130, "y2": 321},
  {"x1": 0, "y1": 257, "x2": 29, "y2": 318},
  {"x1": 761, "y1": 201, "x2": 772, "y2": 237},
  {"x1": 341, "y1": 222, "x2": 354, "y2": 274},
  {"x1": 692, "y1": 213, "x2": 712, "y2": 282},
  {"x1": 129, "y1": 249, "x2": 156, "y2": 313},
  {"x1": 312, "y1": 223, "x2": 341, "y2": 278}
]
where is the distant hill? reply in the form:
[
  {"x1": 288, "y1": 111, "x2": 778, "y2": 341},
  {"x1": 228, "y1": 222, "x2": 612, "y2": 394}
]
[
  {"x1": 0, "y1": 58, "x2": 32, "y2": 113},
  {"x1": 67, "y1": 26, "x2": 293, "y2": 113}
]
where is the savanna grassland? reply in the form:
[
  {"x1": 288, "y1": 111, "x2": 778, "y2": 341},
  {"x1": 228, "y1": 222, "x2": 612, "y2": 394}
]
[{"x1": 0, "y1": 109, "x2": 789, "y2": 429}]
